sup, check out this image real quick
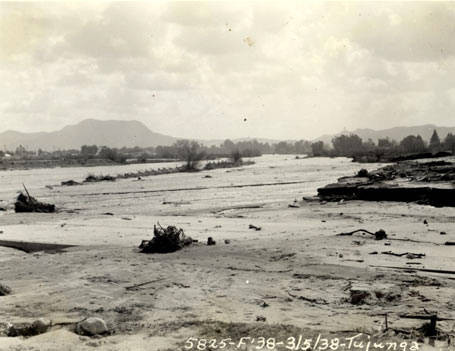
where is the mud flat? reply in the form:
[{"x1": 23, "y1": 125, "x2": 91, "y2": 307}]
[{"x1": 0, "y1": 156, "x2": 454, "y2": 350}]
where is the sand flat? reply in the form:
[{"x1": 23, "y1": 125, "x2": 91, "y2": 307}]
[{"x1": 0, "y1": 156, "x2": 454, "y2": 350}]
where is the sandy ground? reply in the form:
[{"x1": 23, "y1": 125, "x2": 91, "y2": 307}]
[{"x1": 0, "y1": 156, "x2": 454, "y2": 350}]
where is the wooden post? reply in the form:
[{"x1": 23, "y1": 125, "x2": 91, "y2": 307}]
[{"x1": 429, "y1": 315, "x2": 437, "y2": 336}]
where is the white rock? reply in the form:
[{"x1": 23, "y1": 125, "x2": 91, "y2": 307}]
[{"x1": 77, "y1": 317, "x2": 108, "y2": 336}]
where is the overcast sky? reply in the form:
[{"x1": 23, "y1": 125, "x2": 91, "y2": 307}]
[{"x1": 1, "y1": 1, "x2": 455, "y2": 140}]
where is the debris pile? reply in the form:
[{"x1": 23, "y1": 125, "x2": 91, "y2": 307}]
[
  {"x1": 14, "y1": 188, "x2": 55, "y2": 213},
  {"x1": 84, "y1": 174, "x2": 115, "y2": 183},
  {"x1": 7, "y1": 318, "x2": 51, "y2": 337},
  {"x1": 139, "y1": 224, "x2": 192, "y2": 253},
  {"x1": 348, "y1": 283, "x2": 401, "y2": 305},
  {"x1": 61, "y1": 180, "x2": 80, "y2": 186}
]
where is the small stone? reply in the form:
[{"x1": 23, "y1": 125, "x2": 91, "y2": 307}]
[
  {"x1": 256, "y1": 316, "x2": 266, "y2": 322},
  {"x1": 207, "y1": 237, "x2": 216, "y2": 246},
  {"x1": 77, "y1": 317, "x2": 108, "y2": 336},
  {"x1": 440, "y1": 231, "x2": 446, "y2": 235},
  {"x1": 224, "y1": 239, "x2": 230, "y2": 244}
]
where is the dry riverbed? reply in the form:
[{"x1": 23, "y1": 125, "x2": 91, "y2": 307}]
[{"x1": 0, "y1": 156, "x2": 454, "y2": 350}]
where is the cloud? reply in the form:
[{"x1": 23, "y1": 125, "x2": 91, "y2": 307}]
[{"x1": 1, "y1": 1, "x2": 455, "y2": 140}]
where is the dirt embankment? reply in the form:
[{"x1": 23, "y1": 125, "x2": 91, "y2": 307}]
[{"x1": 318, "y1": 159, "x2": 455, "y2": 207}]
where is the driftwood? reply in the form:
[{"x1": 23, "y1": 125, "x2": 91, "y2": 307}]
[
  {"x1": 371, "y1": 265, "x2": 455, "y2": 275},
  {"x1": 337, "y1": 229, "x2": 387, "y2": 240},
  {"x1": 125, "y1": 278, "x2": 165, "y2": 291},
  {"x1": 381, "y1": 251, "x2": 425, "y2": 259}
]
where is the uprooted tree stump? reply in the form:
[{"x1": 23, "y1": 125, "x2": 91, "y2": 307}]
[
  {"x1": 139, "y1": 223, "x2": 192, "y2": 253},
  {"x1": 14, "y1": 192, "x2": 55, "y2": 213}
]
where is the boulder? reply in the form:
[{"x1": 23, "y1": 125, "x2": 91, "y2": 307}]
[{"x1": 77, "y1": 317, "x2": 108, "y2": 336}]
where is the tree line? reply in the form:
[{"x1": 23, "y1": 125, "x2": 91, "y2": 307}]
[
  {"x1": 2, "y1": 130, "x2": 454, "y2": 164},
  {"x1": 311, "y1": 129, "x2": 455, "y2": 161},
  {"x1": 1, "y1": 139, "x2": 313, "y2": 163}
]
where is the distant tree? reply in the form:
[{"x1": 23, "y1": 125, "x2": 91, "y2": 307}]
[
  {"x1": 294, "y1": 140, "x2": 312, "y2": 154},
  {"x1": 378, "y1": 138, "x2": 393, "y2": 148},
  {"x1": 98, "y1": 146, "x2": 126, "y2": 163},
  {"x1": 175, "y1": 140, "x2": 205, "y2": 170},
  {"x1": 229, "y1": 149, "x2": 243, "y2": 164},
  {"x1": 363, "y1": 138, "x2": 376, "y2": 151},
  {"x1": 275, "y1": 141, "x2": 294, "y2": 154},
  {"x1": 444, "y1": 133, "x2": 455, "y2": 154},
  {"x1": 429, "y1": 129, "x2": 441, "y2": 152},
  {"x1": 80, "y1": 145, "x2": 98, "y2": 157},
  {"x1": 311, "y1": 141, "x2": 325, "y2": 157},
  {"x1": 222, "y1": 139, "x2": 235, "y2": 153},
  {"x1": 15, "y1": 144, "x2": 27, "y2": 156},
  {"x1": 332, "y1": 134, "x2": 363, "y2": 156},
  {"x1": 399, "y1": 135, "x2": 427, "y2": 153}
]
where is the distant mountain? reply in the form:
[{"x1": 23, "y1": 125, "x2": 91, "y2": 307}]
[
  {"x1": 315, "y1": 124, "x2": 455, "y2": 146},
  {"x1": 0, "y1": 119, "x2": 177, "y2": 151}
]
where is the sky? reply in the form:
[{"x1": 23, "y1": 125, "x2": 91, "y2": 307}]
[{"x1": 1, "y1": 1, "x2": 455, "y2": 140}]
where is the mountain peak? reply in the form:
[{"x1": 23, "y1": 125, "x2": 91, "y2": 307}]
[{"x1": 0, "y1": 119, "x2": 176, "y2": 150}]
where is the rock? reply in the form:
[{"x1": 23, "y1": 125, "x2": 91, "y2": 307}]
[
  {"x1": 77, "y1": 317, "x2": 108, "y2": 336},
  {"x1": 256, "y1": 316, "x2": 266, "y2": 322},
  {"x1": 224, "y1": 239, "x2": 230, "y2": 244},
  {"x1": 207, "y1": 237, "x2": 216, "y2": 246},
  {"x1": 440, "y1": 231, "x2": 446, "y2": 235},
  {"x1": 31, "y1": 318, "x2": 51, "y2": 334},
  {"x1": 374, "y1": 229, "x2": 387, "y2": 240},
  {"x1": 357, "y1": 169, "x2": 369, "y2": 177},
  {"x1": 0, "y1": 283, "x2": 11, "y2": 296}
]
